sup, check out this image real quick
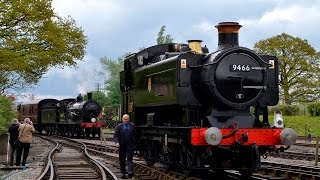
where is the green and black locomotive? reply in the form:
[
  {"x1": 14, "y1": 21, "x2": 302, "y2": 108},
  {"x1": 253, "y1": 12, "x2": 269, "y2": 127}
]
[{"x1": 120, "y1": 22, "x2": 297, "y2": 175}]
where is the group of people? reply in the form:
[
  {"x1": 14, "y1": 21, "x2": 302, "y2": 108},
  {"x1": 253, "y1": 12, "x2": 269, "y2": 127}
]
[
  {"x1": 7, "y1": 114, "x2": 133, "y2": 178},
  {"x1": 8, "y1": 118, "x2": 35, "y2": 166}
]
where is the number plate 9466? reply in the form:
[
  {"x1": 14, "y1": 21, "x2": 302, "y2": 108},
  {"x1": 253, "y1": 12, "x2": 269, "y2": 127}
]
[{"x1": 230, "y1": 64, "x2": 251, "y2": 72}]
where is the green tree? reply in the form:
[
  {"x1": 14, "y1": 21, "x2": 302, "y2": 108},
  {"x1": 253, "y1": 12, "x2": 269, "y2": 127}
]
[
  {"x1": 84, "y1": 91, "x2": 109, "y2": 107},
  {"x1": 0, "y1": 96, "x2": 16, "y2": 135},
  {"x1": 0, "y1": 0, "x2": 87, "y2": 93},
  {"x1": 157, "y1": 25, "x2": 173, "y2": 44},
  {"x1": 100, "y1": 54, "x2": 130, "y2": 107},
  {"x1": 254, "y1": 33, "x2": 319, "y2": 104}
]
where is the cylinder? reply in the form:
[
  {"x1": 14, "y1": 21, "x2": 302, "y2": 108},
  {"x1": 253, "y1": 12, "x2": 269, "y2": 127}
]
[
  {"x1": 187, "y1": 40, "x2": 203, "y2": 54},
  {"x1": 215, "y1": 22, "x2": 242, "y2": 50}
]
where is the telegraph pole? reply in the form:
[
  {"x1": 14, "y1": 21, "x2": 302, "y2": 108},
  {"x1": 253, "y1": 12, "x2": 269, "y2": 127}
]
[{"x1": 95, "y1": 83, "x2": 102, "y2": 103}]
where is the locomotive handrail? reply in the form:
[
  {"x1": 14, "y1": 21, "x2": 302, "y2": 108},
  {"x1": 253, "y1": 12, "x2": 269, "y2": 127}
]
[{"x1": 222, "y1": 121, "x2": 239, "y2": 139}]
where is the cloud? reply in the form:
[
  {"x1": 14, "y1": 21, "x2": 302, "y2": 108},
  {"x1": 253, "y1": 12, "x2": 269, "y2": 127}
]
[
  {"x1": 52, "y1": 0, "x2": 126, "y2": 33},
  {"x1": 238, "y1": 3, "x2": 320, "y2": 47},
  {"x1": 194, "y1": 22, "x2": 214, "y2": 33},
  {"x1": 240, "y1": 4, "x2": 320, "y2": 27},
  {"x1": 45, "y1": 54, "x2": 103, "y2": 94},
  {"x1": 192, "y1": 2, "x2": 320, "y2": 49}
]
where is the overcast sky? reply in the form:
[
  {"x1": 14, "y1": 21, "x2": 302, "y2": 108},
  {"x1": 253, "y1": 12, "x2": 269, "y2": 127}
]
[{"x1": 20, "y1": 0, "x2": 320, "y2": 101}]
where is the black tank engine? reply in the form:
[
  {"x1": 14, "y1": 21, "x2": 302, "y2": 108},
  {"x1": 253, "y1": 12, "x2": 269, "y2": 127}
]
[{"x1": 120, "y1": 22, "x2": 297, "y2": 175}]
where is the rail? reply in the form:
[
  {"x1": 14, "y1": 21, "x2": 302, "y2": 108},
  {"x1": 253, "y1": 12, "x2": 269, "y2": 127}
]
[
  {"x1": 36, "y1": 135, "x2": 118, "y2": 180},
  {"x1": 36, "y1": 135, "x2": 58, "y2": 180}
]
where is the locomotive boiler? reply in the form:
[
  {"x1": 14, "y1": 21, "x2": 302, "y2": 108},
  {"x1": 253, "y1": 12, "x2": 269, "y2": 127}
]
[{"x1": 120, "y1": 22, "x2": 297, "y2": 175}]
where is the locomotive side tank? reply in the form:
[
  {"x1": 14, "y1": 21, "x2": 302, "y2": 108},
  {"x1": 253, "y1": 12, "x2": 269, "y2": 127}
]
[{"x1": 120, "y1": 22, "x2": 297, "y2": 175}]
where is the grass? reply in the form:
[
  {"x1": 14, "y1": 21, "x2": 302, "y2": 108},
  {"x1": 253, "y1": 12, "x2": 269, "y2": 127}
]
[{"x1": 268, "y1": 115, "x2": 320, "y2": 136}]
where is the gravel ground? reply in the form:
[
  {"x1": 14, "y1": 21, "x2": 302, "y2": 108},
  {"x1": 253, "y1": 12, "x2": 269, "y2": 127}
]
[
  {"x1": 261, "y1": 142, "x2": 320, "y2": 167},
  {"x1": 262, "y1": 156, "x2": 319, "y2": 167},
  {"x1": 0, "y1": 136, "x2": 53, "y2": 180},
  {"x1": 289, "y1": 144, "x2": 317, "y2": 154}
]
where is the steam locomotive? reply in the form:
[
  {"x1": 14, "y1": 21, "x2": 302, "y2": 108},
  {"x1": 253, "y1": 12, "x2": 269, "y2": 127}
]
[
  {"x1": 18, "y1": 93, "x2": 103, "y2": 137},
  {"x1": 120, "y1": 22, "x2": 297, "y2": 175}
]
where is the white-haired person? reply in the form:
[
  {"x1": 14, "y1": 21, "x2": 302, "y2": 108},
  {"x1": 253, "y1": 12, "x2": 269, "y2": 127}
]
[
  {"x1": 16, "y1": 118, "x2": 35, "y2": 166},
  {"x1": 8, "y1": 118, "x2": 19, "y2": 166},
  {"x1": 114, "y1": 114, "x2": 136, "y2": 178}
]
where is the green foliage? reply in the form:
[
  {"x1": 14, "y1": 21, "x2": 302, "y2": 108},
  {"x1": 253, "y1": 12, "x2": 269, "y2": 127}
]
[
  {"x1": 157, "y1": 25, "x2": 173, "y2": 44},
  {"x1": 84, "y1": 91, "x2": 109, "y2": 107},
  {"x1": 254, "y1": 33, "x2": 320, "y2": 104},
  {"x1": 267, "y1": 115, "x2": 320, "y2": 136},
  {"x1": 307, "y1": 102, "x2": 320, "y2": 116},
  {"x1": 0, "y1": 0, "x2": 87, "y2": 93},
  {"x1": 269, "y1": 104, "x2": 300, "y2": 116},
  {"x1": 100, "y1": 53, "x2": 130, "y2": 107},
  {"x1": 0, "y1": 96, "x2": 16, "y2": 135}
]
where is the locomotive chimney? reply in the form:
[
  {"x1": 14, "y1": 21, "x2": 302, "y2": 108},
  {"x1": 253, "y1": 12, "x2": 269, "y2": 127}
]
[
  {"x1": 87, "y1": 92, "x2": 93, "y2": 100},
  {"x1": 215, "y1": 22, "x2": 242, "y2": 50}
]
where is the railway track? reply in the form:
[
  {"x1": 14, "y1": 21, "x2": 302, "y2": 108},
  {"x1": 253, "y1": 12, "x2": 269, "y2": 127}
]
[
  {"x1": 271, "y1": 151, "x2": 315, "y2": 161},
  {"x1": 40, "y1": 135, "x2": 316, "y2": 179},
  {"x1": 36, "y1": 135, "x2": 117, "y2": 180},
  {"x1": 295, "y1": 142, "x2": 317, "y2": 148},
  {"x1": 73, "y1": 138, "x2": 280, "y2": 180},
  {"x1": 259, "y1": 161, "x2": 320, "y2": 179}
]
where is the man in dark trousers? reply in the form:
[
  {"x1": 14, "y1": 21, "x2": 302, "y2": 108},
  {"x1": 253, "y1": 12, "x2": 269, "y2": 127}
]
[
  {"x1": 16, "y1": 118, "x2": 35, "y2": 166},
  {"x1": 8, "y1": 119, "x2": 19, "y2": 166},
  {"x1": 114, "y1": 114, "x2": 136, "y2": 178}
]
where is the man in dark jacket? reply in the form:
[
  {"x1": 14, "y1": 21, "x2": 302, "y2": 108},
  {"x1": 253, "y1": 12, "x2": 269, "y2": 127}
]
[
  {"x1": 8, "y1": 119, "x2": 19, "y2": 166},
  {"x1": 114, "y1": 114, "x2": 136, "y2": 178}
]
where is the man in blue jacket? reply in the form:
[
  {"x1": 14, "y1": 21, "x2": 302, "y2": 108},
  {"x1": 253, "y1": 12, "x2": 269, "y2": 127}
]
[{"x1": 114, "y1": 114, "x2": 136, "y2": 178}]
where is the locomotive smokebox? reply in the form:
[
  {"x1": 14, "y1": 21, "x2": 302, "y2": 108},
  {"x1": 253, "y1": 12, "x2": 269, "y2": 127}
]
[
  {"x1": 87, "y1": 92, "x2": 93, "y2": 100},
  {"x1": 215, "y1": 22, "x2": 242, "y2": 50}
]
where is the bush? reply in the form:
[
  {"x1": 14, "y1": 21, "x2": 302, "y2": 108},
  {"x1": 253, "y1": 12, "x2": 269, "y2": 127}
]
[
  {"x1": 307, "y1": 102, "x2": 320, "y2": 116},
  {"x1": 268, "y1": 104, "x2": 300, "y2": 116},
  {"x1": 0, "y1": 95, "x2": 16, "y2": 135}
]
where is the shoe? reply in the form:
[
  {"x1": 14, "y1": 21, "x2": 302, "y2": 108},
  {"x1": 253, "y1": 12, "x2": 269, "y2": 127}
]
[
  {"x1": 128, "y1": 173, "x2": 134, "y2": 178},
  {"x1": 121, "y1": 174, "x2": 127, "y2": 179}
]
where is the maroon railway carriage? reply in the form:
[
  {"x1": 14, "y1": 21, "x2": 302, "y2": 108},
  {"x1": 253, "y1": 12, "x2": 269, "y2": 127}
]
[{"x1": 17, "y1": 93, "x2": 104, "y2": 137}]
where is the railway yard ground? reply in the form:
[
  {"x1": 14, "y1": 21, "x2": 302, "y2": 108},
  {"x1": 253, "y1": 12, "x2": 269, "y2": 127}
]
[{"x1": 1, "y1": 133, "x2": 320, "y2": 180}]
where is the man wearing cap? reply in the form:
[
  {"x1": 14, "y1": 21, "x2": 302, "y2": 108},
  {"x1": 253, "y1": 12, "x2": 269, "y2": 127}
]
[
  {"x1": 16, "y1": 118, "x2": 35, "y2": 166},
  {"x1": 114, "y1": 114, "x2": 136, "y2": 178},
  {"x1": 8, "y1": 119, "x2": 19, "y2": 166}
]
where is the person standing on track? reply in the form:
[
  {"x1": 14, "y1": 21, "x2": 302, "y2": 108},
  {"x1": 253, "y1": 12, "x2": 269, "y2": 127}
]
[
  {"x1": 16, "y1": 118, "x2": 35, "y2": 166},
  {"x1": 114, "y1": 114, "x2": 136, "y2": 178},
  {"x1": 8, "y1": 119, "x2": 20, "y2": 166}
]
